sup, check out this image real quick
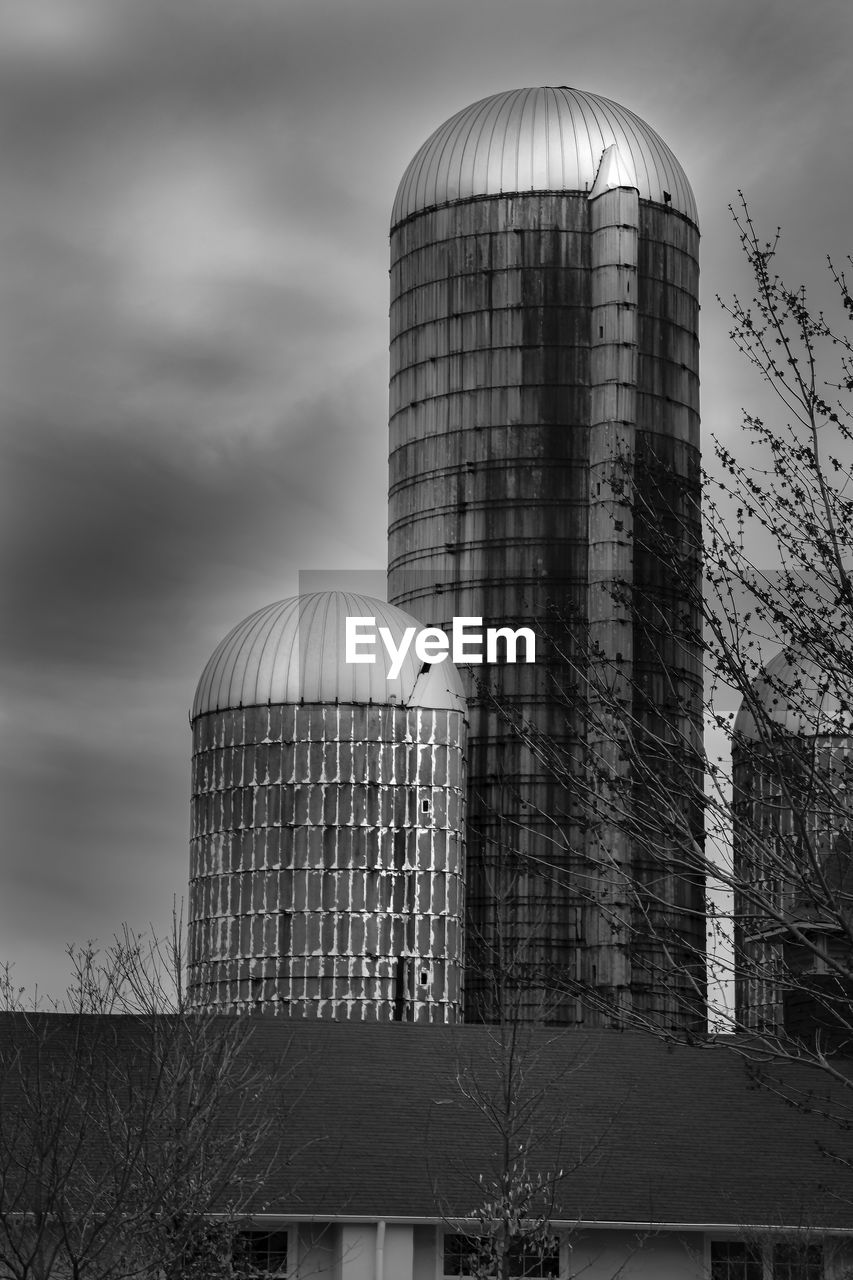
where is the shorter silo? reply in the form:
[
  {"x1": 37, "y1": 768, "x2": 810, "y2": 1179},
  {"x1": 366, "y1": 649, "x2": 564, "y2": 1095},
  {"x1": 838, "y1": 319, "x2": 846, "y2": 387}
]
[
  {"x1": 733, "y1": 651, "x2": 853, "y2": 1040},
  {"x1": 188, "y1": 591, "x2": 467, "y2": 1021}
]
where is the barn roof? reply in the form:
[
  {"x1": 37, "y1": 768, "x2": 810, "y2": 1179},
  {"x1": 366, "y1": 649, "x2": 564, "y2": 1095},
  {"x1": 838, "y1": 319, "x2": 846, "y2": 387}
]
[{"x1": 2, "y1": 1015, "x2": 852, "y2": 1231}]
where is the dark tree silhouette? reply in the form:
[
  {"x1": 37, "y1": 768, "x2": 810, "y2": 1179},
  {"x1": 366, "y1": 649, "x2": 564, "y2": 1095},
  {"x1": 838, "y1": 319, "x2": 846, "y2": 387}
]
[{"x1": 0, "y1": 923, "x2": 291, "y2": 1280}]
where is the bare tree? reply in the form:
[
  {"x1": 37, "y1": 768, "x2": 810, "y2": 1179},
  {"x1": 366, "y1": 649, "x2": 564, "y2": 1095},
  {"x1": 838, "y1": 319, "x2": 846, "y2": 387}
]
[
  {"x1": 0, "y1": 920, "x2": 290, "y2": 1280},
  {"x1": 441, "y1": 1026, "x2": 564, "y2": 1279},
  {"x1": 616, "y1": 195, "x2": 853, "y2": 1068},
  {"x1": 433, "y1": 898, "x2": 629, "y2": 1280}
]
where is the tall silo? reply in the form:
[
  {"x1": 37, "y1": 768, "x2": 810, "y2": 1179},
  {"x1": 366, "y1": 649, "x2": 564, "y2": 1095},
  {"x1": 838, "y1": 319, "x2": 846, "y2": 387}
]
[
  {"x1": 733, "y1": 651, "x2": 853, "y2": 1042},
  {"x1": 387, "y1": 87, "x2": 704, "y2": 1028},
  {"x1": 188, "y1": 591, "x2": 468, "y2": 1022}
]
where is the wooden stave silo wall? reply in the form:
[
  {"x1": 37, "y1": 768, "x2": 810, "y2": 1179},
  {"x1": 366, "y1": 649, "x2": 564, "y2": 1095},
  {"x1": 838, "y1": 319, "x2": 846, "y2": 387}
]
[
  {"x1": 387, "y1": 191, "x2": 705, "y2": 1029},
  {"x1": 188, "y1": 702, "x2": 467, "y2": 1022}
]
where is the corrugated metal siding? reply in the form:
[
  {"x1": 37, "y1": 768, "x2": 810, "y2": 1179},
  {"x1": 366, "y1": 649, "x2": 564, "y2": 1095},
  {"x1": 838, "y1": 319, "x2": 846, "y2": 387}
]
[
  {"x1": 392, "y1": 87, "x2": 698, "y2": 227},
  {"x1": 193, "y1": 592, "x2": 466, "y2": 716}
]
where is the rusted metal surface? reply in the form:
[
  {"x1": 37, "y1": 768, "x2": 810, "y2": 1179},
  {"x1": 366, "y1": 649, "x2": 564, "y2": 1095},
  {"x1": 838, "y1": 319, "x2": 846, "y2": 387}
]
[{"x1": 387, "y1": 169, "x2": 703, "y2": 1026}]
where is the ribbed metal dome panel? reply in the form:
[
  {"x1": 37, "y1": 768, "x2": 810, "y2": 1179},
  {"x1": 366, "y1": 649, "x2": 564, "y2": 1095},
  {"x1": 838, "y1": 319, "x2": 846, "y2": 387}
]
[
  {"x1": 193, "y1": 591, "x2": 466, "y2": 716},
  {"x1": 392, "y1": 86, "x2": 697, "y2": 227},
  {"x1": 735, "y1": 651, "x2": 853, "y2": 739}
]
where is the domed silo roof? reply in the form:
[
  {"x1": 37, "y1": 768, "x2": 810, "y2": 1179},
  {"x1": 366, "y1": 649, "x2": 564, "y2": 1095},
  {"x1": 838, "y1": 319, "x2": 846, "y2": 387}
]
[
  {"x1": 192, "y1": 591, "x2": 466, "y2": 717},
  {"x1": 734, "y1": 650, "x2": 853, "y2": 740},
  {"x1": 391, "y1": 85, "x2": 697, "y2": 227}
]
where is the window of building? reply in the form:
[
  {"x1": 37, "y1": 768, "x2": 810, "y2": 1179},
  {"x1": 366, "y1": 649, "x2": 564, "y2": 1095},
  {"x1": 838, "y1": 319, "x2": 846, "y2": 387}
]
[
  {"x1": 710, "y1": 1239, "x2": 824, "y2": 1280},
  {"x1": 772, "y1": 1242, "x2": 823, "y2": 1280},
  {"x1": 443, "y1": 1232, "x2": 560, "y2": 1278},
  {"x1": 235, "y1": 1229, "x2": 289, "y2": 1276},
  {"x1": 710, "y1": 1241, "x2": 763, "y2": 1280}
]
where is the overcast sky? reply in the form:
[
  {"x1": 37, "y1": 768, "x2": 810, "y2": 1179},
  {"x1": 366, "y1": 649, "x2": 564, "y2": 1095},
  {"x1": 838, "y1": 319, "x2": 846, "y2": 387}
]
[{"x1": 1, "y1": 0, "x2": 851, "y2": 1000}]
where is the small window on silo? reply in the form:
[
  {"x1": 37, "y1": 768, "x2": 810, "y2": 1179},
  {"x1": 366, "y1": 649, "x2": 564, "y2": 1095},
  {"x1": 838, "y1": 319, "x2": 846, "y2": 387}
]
[
  {"x1": 421, "y1": 797, "x2": 431, "y2": 815},
  {"x1": 419, "y1": 967, "x2": 430, "y2": 987}
]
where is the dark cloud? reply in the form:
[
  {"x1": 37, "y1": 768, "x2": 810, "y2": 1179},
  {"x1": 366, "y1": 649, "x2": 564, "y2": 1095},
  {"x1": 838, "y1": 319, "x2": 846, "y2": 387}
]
[{"x1": 1, "y1": 379, "x2": 386, "y2": 669}]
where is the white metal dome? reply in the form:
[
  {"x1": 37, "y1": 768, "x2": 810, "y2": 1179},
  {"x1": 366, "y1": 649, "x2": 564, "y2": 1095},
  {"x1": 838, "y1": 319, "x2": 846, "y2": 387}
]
[
  {"x1": 192, "y1": 591, "x2": 467, "y2": 717},
  {"x1": 734, "y1": 650, "x2": 853, "y2": 740},
  {"x1": 391, "y1": 86, "x2": 697, "y2": 227}
]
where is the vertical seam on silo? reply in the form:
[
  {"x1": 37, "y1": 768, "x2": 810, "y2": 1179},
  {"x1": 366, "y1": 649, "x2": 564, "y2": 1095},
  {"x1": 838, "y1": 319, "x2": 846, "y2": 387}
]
[
  {"x1": 516, "y1": 87, "x2": 532, "y2": 192},
  {"x1": 552, "y1": 87, "x2": 567, "y2": 191},
  {"x1": 207, "y1": 606, "x2": 258, "y2": 715},
  {"x1": 250, "y1": 598, "x2": 282, "y2": 709},
  {"x1": 565, "y1": 88, "x2": 582, "y2": 191},
  {"x1": 307, "y1": 591, "x2": 326, "y2": 701},
  {"x1": 484, "y1": 91, "x2": 508, "y2": 197},
  {"x1": 457, "y1": 94, "x2": 493, "y2": 204},
  {"x1": 537, "y1": 87, "x2": 549, "y2": 190},
  {"x1": 425, "y1": 114, "x2": 462, "y2": 213}
]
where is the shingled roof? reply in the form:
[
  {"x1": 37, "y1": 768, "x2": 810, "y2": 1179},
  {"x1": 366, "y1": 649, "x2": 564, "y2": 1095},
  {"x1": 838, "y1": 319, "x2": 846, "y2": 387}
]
[{"x1": 3, "y1": 1015, "x2": 853, "y2": 1231}]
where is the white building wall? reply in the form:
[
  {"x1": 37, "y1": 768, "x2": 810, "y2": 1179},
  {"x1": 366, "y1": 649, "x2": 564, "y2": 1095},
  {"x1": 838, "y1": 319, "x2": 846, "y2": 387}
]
[
  {"x1": 295, "y1": 1223, "x2": 338, "y2": 1279},
  {"x1": 288, "y1": 1222, "x2": 853, "y2": 1280},
  {"x1": 412, "y1": 1225, "x2": 438, "y2": 1280},
  {"x1": 384, "y1": 1225, "x2": 414, "y2": 1278},
  {"x1": 338, "y1": 1225, "x2": 376, "y2": 1280}
]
